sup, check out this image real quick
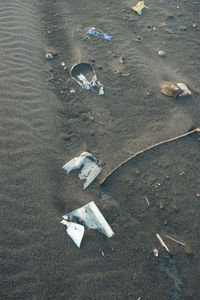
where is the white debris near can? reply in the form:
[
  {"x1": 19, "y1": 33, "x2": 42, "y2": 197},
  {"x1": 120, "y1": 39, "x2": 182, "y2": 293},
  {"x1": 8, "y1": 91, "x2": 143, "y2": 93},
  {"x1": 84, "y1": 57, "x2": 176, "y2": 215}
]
[
  {"x1": 70, "y1": 63, "x2": 104, "y2": 96},
  {"x1": 176, "y1": 83, "x2": 192, "y2": 96},
  {"x1": 62, "y1": 152, "x2": 102, "y2": 189},
  {"x1": 61, "y1": 201, "x2": 114, "y2": 247}
]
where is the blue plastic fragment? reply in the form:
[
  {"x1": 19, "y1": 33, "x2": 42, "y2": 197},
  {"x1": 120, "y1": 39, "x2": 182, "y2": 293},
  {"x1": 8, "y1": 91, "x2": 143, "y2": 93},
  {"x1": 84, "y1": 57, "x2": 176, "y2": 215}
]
[
  {"x1": 87, "y1": 28, "x2": 113, "y2": 41},
  {"x1": 167, "y1": 29, "x2": 173, "y2": 34}
]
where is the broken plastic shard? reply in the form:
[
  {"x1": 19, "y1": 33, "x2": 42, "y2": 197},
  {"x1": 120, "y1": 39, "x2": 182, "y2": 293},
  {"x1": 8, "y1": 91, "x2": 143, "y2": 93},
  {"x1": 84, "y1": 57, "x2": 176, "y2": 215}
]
[
  {"x1": 70, "y1": 63, "x2": 104, "y2": 95},
  {"x1": 132, "y1": 1, "x2": 148, "y2": 15},
  {"x1": 61, "y1": 220, "x2": 84, "y2": 248},
  {"x1": 63, "y1": 201, "x2": 114, "y2": 238},
  {"x1": 62, "y1": 152, "x2": 102, "y2": 189},
  {"x1": 87, "y1": 28, "x2": 113, "y2": 41}
]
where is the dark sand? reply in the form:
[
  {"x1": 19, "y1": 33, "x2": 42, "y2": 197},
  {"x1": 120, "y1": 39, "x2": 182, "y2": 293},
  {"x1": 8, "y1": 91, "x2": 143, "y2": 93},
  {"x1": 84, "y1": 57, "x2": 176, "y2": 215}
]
[{"x1": 1, "y1": 0, "x2": 200, "y2": 299}]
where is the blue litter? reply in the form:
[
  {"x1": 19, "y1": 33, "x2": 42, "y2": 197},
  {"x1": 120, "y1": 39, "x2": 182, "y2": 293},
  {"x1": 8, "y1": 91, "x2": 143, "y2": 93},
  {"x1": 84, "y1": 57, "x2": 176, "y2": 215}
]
[
  {"x1": 87, "y1": 28, "x2": 113, "y2": 41},
  {"x1": 167, "y1": 29, "x2": 174, "y2": 34}
]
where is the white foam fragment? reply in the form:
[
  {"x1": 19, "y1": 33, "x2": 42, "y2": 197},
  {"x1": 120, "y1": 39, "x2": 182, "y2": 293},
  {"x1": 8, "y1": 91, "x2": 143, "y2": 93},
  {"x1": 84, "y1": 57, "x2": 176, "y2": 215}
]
[
  {"x1": 62, "y1": 152, "x2": 92, "y2": 174},
  {"x1": 77, "y1": 73, "x2": 104, "y2": 95},
  {"x1": 62, "y1": 152, "x2": 102, "y2": 189},
  {"x1": 64, "y1": 201, "x2": 114, "y2": 238},
  {"x1": 61, "y1": 220, "x2": 85, "y2": 248}
]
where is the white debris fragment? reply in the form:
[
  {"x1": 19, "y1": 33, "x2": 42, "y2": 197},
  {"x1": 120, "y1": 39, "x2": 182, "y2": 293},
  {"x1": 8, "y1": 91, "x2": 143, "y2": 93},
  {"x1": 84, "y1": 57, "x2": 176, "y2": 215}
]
[
  {"x1": 62, "y1": 201, "x2": 114, "y2": 247},
  {"x1": 62, "y1": 152, "x2": 102, "y2": 189},
  {"x1": 60, "y1": 220, "x2": 84, "y2": 248},
  {"x1": 177, "y1": 83, "x2": 192, "y2": 96},
  {"x1": 71, "y1": 63, "x2": 104, "y2": 96},
  {"x1": 153, "y1": 248, "x2": 159, "y2": 257}
]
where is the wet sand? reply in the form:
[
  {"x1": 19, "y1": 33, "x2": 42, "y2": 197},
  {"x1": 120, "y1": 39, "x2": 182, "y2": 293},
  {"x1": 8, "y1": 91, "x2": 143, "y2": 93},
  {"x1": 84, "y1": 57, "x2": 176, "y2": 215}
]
[{"x1": 1, "y1": 0, "x2": 200, "y2": 299}]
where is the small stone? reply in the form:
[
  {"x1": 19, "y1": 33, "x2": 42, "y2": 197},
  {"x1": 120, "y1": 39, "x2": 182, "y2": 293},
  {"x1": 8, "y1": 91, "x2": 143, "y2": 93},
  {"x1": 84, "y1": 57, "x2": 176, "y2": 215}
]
[
  {"x1": 166, "y1": 13, "x2": 174, "y2": 19},
  {"x1": 70, "y1": 89, "x2": 76, "y2": 95},
  {"x1": 153, "y1": 248, "x2": 159, "y2": 257},
  {"x1": 185, "y1": 248, "x2": 193, "y2": 255},
  {"x1": 158, "y1": 50, "x2": 166, "y2": 57},
  {"x1": 119, "y1": 56, "x2": 124, "y2": 64},
  {"x1": 45, "y1": 51, "x2": 57, "y2": 60},
  {"x1": 179, "y1": 25, "x2": 187, "y2": 31}
]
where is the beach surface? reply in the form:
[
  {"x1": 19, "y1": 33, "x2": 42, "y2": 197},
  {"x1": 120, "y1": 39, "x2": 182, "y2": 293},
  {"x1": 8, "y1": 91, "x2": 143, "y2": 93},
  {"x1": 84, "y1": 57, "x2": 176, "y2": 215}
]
[{"x1": 1, "y1": 0, "x2": 200, "y2": 299}]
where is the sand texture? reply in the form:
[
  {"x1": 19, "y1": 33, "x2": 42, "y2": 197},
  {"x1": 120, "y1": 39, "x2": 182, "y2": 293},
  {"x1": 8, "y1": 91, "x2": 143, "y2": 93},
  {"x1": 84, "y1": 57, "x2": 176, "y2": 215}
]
[{"x1": 1, "y1": 0, "x2": 200, "y2": 299}]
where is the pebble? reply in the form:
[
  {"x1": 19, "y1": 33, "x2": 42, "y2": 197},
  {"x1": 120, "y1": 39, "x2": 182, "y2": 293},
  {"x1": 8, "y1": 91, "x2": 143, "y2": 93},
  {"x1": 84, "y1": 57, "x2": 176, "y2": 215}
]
[
  {"x1": 158, "y1": 50, "x2": 166, "y2": 57},
  {"x1": 179, "y1": 25, "x2": 187, "y2": 31},
  {"x1": 70, "y1": 89, "x2": 76, "y2": 95},
  {"x1": 166, "y1": 13, "x2": 174, "y2": 19}
]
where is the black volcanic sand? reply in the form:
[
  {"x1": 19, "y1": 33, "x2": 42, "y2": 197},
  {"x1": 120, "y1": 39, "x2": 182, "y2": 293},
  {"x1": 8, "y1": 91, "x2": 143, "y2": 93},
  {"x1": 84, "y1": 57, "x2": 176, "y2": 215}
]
[{"x1": 1, "y1": 0, "x2": 200, "y2": 299}]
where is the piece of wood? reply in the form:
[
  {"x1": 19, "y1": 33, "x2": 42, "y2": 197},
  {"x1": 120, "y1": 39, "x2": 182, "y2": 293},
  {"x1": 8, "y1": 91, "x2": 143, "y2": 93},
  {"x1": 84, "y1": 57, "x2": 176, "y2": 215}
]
[{"x1": 100, "y1": 127, "x2": 200, "y2": 185}]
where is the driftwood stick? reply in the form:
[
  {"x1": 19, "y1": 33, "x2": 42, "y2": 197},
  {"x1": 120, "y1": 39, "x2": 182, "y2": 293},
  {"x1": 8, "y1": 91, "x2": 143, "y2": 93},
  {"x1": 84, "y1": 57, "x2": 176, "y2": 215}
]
[{"x1": 100, "y1": 127, "x2": 199, "y2": 185}]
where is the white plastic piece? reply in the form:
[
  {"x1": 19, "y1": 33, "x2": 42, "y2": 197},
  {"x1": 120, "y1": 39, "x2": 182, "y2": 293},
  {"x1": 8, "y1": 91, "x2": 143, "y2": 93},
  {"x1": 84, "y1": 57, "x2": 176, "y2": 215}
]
[
  {"x1": 62, "y1": 152, "x2": 102, "y2": 189},
  {"x1": 63, "y1": 201, "x2": 114, "y2": 238},
  {"x1": 60, "y1": 220, "x2": 85, "y2": 248},
  {"x1": 177, "y1": 83, "x2": 192, "y2": 96},
  {"x1": 71, "y1": 63, "x2": 104, "y2": 96}
]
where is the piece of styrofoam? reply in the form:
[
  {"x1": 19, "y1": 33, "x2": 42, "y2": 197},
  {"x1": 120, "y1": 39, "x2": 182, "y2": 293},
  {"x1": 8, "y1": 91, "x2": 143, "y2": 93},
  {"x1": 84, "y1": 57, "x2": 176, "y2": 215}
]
[{"x1": 61, "y1": 220, "x2": 85, "y2": 248}]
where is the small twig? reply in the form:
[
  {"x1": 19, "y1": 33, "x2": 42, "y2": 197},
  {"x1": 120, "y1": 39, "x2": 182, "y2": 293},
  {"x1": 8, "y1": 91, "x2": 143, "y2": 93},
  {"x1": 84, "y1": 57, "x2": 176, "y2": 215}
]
[
  {"x1": 156, "y1": 233, "x2": 170, "y2": 253},
  {"x1": 163, "y1": 234, "x2": 186, "y2": 246},
  {"x1": 145, "y1": 195, "x2": 150, "y2": 206},
  {"x1": 100, "y1": 127, "x2": 199, "y2": 185}
]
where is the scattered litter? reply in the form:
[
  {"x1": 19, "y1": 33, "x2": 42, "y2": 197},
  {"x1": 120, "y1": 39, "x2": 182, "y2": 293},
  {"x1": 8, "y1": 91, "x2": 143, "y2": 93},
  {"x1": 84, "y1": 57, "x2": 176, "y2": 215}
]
[
  {"x1": 132, "y1": 1, "x2": 148, "y2": 15},
  {"x1": 61, "y1": 61, "x2": 65, "y2": 67},
  {"x1": 156, "y1": 233, "x2": 170, "y2": 253},
  {"x1": 62, "y1": 152, "x2": 102, "y2": 189},
  {"x1": 160, "y1": 82, "x2": 181, "y2": 97},
  {"x1": 102, "y1": 251, "x2": 105, "y2": 257},
  {"x1": 60, "y1": 220, "x2": 84, "y2": 248},
  {"x1": 100, "y1": 127, "x2": 200, "y2": 185},
  {"x1": 70, "y1": 88, "x2": 76, "y2": 95},
  {"x1": 158, "y1": 50, "x2": 166, "y2": 57},
  {"x1": 163, "y1": 234, "x2": 186, "y2": 246},
  {"x1": 87, "y1": 28, "x2": 113, "y2": 41},
  {"x1": 61, "y1": 201, "x2": 114, "y2": 247},
  {"x1": 176, "y1": 83, "x2": 192, "y2": 96},
  {"x1": 45, "y1": 51, "x2": 57, "y2": 60},
  {"x1": 70, "y1": 63, "x2": 104, "y2": 96},
  {"x1": 119, "y1": 56, "x2": 124, "y2": 64},
  {"x1": 153, "y1": 248, "x2": 159, "y2": 257}
]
